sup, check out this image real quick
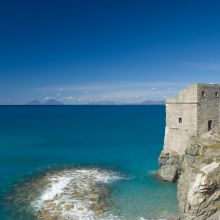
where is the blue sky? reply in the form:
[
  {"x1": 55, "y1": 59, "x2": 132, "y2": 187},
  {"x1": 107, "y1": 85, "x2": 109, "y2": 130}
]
[{"x1": 0, "y1": 0, "x2": 220, "y2": 104}]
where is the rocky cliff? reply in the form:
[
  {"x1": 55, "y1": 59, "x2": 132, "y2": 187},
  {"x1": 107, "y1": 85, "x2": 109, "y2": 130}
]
[{"x1": 158, "y1": 141, "x2": 220, "y2": 220}]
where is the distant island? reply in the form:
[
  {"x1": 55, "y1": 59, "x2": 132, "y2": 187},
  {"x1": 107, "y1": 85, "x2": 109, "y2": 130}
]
[
  {"x1": 88, "y1": 100, "x2": 165, "y2": 105},
  {"x1": 28, "y1": 99, "x2": 64, "y2": 105},
  {"x1": 27, "y1": 99, "x2": 165, "y2": 105}
]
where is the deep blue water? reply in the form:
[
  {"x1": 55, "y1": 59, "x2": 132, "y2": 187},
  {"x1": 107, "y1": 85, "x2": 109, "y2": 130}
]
[{"x1": 0, "y1": 105, "x2": 177, "y2": 219}]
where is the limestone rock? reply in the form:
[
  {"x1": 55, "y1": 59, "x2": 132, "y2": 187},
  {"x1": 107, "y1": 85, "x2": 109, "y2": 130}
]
[
  {"x1": 206, "y1": 211, "x2": 220, "y2": 220},
  {"x1": 158, "y1": 151, "x2": 181, "y2": 182},
  {"x1": 178, "y1": 144, "x2": 220, "y2": 220}
]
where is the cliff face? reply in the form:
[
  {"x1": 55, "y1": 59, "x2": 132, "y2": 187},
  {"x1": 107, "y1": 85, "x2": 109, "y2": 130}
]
[
  {"x1": 178, "y1": 144, "x2": 220, "y2": 220},
  {"x1": 158, "y1": 143, "x2": 220, "y2": 220},
  {"x1": 157, "y1": 83, "x2": 220, "y2": 219}
]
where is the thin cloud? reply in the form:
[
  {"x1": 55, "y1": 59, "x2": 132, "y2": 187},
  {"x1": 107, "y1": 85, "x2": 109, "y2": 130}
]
[
  {"x1": 39, "y1": 81, "x2": 187, "y2": 92},
  {"x1": 35, "y1": 81, "x2": 188, "y2": 104},
  {"x1": 43, "y1": 96, "x2": 52, "y2": 100},
  {"x1": 183, "y1": 62, "x2": 220, "y2": 71}
]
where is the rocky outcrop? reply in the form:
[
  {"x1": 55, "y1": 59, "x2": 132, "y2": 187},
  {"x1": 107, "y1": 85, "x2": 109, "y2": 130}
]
[
  {"x1": 158, "y1": 142, "x2": 220, "y2": 219},
  {"x1": 177, "y1": 144, "x2": 220, "y2": 220},
  {"x1": 158, "y1": 151, "x2": 182, "y2": 182}
]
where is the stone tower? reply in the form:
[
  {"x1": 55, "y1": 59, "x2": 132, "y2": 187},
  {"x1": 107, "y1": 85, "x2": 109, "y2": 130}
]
[{"x1": 164, "y1": 83, "x2": 220, "y2": 155}]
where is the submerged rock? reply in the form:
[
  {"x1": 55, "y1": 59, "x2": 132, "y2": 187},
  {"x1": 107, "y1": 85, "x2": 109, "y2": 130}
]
[{"x1": 3, "y1": 167, "x2": 125, "y2": 220}]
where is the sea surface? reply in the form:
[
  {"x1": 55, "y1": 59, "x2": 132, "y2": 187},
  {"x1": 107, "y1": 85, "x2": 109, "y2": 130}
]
[{"x1": 0, "y1": 105, "x2": 177, "y2": 220}]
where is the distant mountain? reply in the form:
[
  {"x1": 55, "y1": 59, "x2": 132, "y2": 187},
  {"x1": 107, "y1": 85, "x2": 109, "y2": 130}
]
[
  {"x1": 28, "y1": 100, "x2": 42, "y2": 105},
  {"x1": 27, "y1": 99, "x2": 64, "y2": 105},
  {"x1": 89, "y1": 100, "x2": 121, "y2": 105},
  {"x1": 88, "y1": 100, "x2": 165, "y2": 105},
  {"x1": 137, "y1": 100, "x2": 165, "y2": 105},
  {"x1": 43, "y1": 99, "x2": 64, "y2": 105},
  {"x1": 27, "y1": 99, "x2": 164, "y2": 105}
]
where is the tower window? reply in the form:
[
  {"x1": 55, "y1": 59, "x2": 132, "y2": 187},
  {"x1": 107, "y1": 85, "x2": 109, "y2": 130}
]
[
  {"x1": 208, "y1": 120, "x2": 212, "y2": 131},
  {"x1": 202, "y1": 91, "x2": 206, "y2": 97},
  {"x1": 215, "y1": 92, "x2": 219, "y2": 98},
  {"x1": 178, "y1": 117, "x2": 182, "y2": 123}
]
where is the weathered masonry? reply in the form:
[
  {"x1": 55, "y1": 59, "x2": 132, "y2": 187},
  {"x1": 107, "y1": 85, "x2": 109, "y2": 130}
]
[{"x1": 164, "y1": 83, "x2": 220, "y2": 155}]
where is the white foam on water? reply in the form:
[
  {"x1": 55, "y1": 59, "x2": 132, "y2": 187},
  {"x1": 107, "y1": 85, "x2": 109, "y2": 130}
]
[
  {"x1": 30, "y1": 168, "x2": 169, "y2": 220},
  {"x1": 148, "y1": 170, "x2": 157, "y2": 175},
  {"x1": 31, "y1": 168, "x2": 125, "y2": 220},
  {"x1": 40, "y1": 176, "x2": 72, "y2": 201}
]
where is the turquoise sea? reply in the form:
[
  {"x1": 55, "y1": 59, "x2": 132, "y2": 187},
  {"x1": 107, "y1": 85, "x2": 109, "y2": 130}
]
[{"x1": 0, "y1": 105, "x2": 177, "y2": 220}]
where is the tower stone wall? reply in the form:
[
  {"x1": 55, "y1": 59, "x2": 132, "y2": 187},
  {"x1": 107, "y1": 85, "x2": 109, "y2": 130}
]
[
  {"x1": 164, "y1": 83, "x2": 220, "y2": 155},
  {"x1": 197, "y1": 84, "x2": 220, "y2": 136}
]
